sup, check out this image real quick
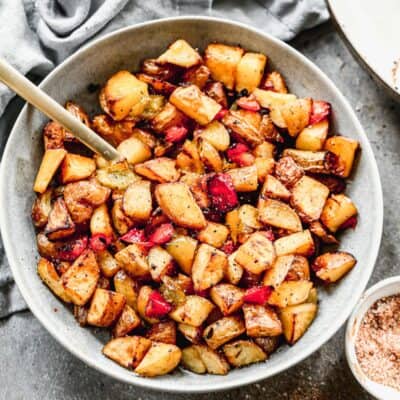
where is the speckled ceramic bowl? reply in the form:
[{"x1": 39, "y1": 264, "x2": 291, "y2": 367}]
[{"x1": 0, "y1": 17, "x2": 383, "y2": 392}]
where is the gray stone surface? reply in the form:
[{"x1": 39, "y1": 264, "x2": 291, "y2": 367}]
[{"x1": 1, "y1": 21, "x2": 398, "y2": 399}]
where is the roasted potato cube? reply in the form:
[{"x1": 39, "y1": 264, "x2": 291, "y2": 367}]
[
  {"x1": 111, "y1": 198, "x2": 134, "y2": 235},
  {"x1": 320, "y1": 194, "x2": 358, "y2": 232},
  {"x1": 44, "y1": 197, "x2": 75, "y2": 240},
  {"x1": 96, "y1": 160, "x2": 140, "y2": 190},
  {"x1": 92, "y1": 114, "x2": 135, "y2": 147},
  {"x1": 90, "y1": 204, "x2": 113, "y2": 239},
  {"x1": 169, "y1": 295, "x2": 214, "y2": 327},
  {"x1": 203, "y1": 316, "x2": 245, "y2": 349},
  {"x1": 116, "y1": 137, "x2": 152, "y2": 165},
  {"x1": 210, "y1": 284, "x2": 244, "y2": 316},
  {"x1": 285, "y1": 255, "x2": 310, "y2": 281},
  {"x1": 313, "y1": 252, "x2": 356, "y2": 283},
  {"x1": 255, "y1": 157, "x2": 275, "y2": 182},
  {"x1": 165, "y1": 235, "x2": 198, "y2": 275},
  {"x1": 61, "y1": 250, "x2": 100, "y2": 305},
  {"x1": 280, "y1": 98, "x2": 312, "y2": 137},
  {"x1": 183, "y1": 64, "x2": 211, "y2": 89},
  {"x1": 100, "y1": 70, "x2": 149, "y2": 121},
  {"x1": 197, "y1": 221, "x2": 229, "y2": 248},
  {"x1": 192, "y1": 244, "x2": 227, "y2": 291},
  {"x1": 74, "y1": 305, "x2": 89, "y2": 326},
  {"x1": 135, "y1": 157, "x2": 180, "y2": 183},
  {"x1": 157, "y1": 39, "x2": 201, "y2": 67},
  {"x1": 199, "y1": 121, "x2": 230, "y2": 151},
  {"x1": 307, "y1": 287, "x2": 318, "y2": 304},
  {"x1": 193, "y1": 344, "x2": 230, "y2": 375},
  {"x1": 148, "y1": 246, "x2": 174, "y2": 282},
  {"x1": 263, "y1": 71, "x2": 288, "y2": 93},
  {"x1": 113, "y1": 270, "x2": 138, "y2": 309},
  {"x1": 268, "y1": 281, "x2": 313, "y2": 308},
  {"x1": 181, "y1": 346, "x2": 206, "y2": 374},
  {"x1": 235, "y1": 232, "x2": 276, "y2": 274},
  {"x1": 103, "y1": 336, "x2": 151, "y2": 369},
  {"x1": 33, "y1": 148, "x2": 67, "y2": 193},
  {"x1": 146, "y1": 321, "x2": 177, "y2": 345},
  {"x1": 324, "y1": 136, "x2": 359, "y2": 178},
  {"x1": 243, "y1": 304, "x2": 282, "y2": 337},
  {"x1": 227, "y1": 165, "x2": 258, "y2": 192},
  {"x1": 261, "y1": 175, "x2": 291, "y2": 201},
  {"x1": 179, "y1": 172, "x2": 209, "y2": 209},
  {"x1": 170, "y1": 85, "x2": 221, "y2": 125},
  {"x1": 32, "y1": 189, "x2": 53, "y2": 228},
  {"x1": 225, "y1": 251, "x2": 244, "y2": 285},
  {"x1": 113, "y1": 304, "x2": 141, "y2": 337},
  {"x1": 151, "y1": 102, "x2": 186, "y2": 133},
  {"x1": 137, "y1": 285, "x2": 159, "y2": 324},
  {"x1": 296, "y1": 119, "x2": 329, "y2": 151},
  {"x1": 258, "y1": 198, "x2": 302, "y2": 233},
  {"x1": 122, "y1": 180, "x2": 152, "y2": 221},
  {"x1": 155, "y1": 183, "x2": 206, "y2": 229},
  {"x1": 254, "y1": 336, "x2": 280, "y2": 355},
  {"x1": 141, "y1": 95, "x2": 166, "y2": 121},
  {"x1": 87, "y1": 288, "x2": 126, "y2": 327},
  {"x1": 115, "y1": 244, "x2": 149, "y2": 278},
  {"x1": 275, "y1": 156, "x2": 304, "y2": 188},
  {"x1": 37, "y1": 258, "x2": 71, "y2": 302},
  {"x1": 235, "y1": 52, "x2": 267, "y2": 92},
  {"x1": 263, "y1": 255, "x2": 294, "y2": 288},
  {"x1": 254, "y1": 142, "x2": 276, "y2": 159},
  {"x1": 274, "y1": 230, "x2": 314, "y2": 257},
  {"x1": 290, "y1": 176, "x2": 329, "y2": 223},
  {"x1": 226, "y1": 205, "x2": 261, "y2": 244},
  {"x1": 178, "y1": 323, "x2": 203, "y2": 344},
  {"x1": 43, "y1": 120, "x2": 66, "y2": 149},
  {"x1": 309, "y1": 220, "x2": 338, "y2": 244},
  {"x1": 279, "y1": 303, "x2": 317, "y2": 344},
  {"x1": 204, "y1": 43, "x2": 244, "y2": 90},
  {"x1": 223, "y1": 340, "x2": 267, "y2": 367},
  {"x1": 176, "y1": 140, "x2": 204, "y2": 174},
  {"x1": 60, "y1": 153, "x2": 96, "y2": 184},
  {"x1": 198, "y1": 138, "x2": 223, "y2": 172}
]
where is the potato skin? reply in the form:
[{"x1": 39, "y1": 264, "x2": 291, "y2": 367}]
[
  {"x1": 203, "y1": 315, "x2": 246, "y2": 349},
  {"x1": 313, "y1": 252, "x2": 356, "y2": 283},
  {"x1": 146, "y1": 321, "x2": 177, "y2": 345},
  {"x1": 193, "y1": 344, "x2": 230, "y2": 375},
  {"x1": 242, "y1": 304, "x2": 282, "y2": 337},
  {"x1": 210, "y1": 284, "x2": 244, "y2": 316},
  {"x1": 44, "y1": 197, "x2": 75, "y2": 240},
  {"x1": 169, "y1": 295, "x2": 214, "y2": 327},
  {"x1": 223, "y1": 340, "x2": 267, "y2": 367},
  {"x1": 113, "y1": 304, "x2": 141, "y2": 337},
  {"x1": 181, "y1": 346, "x2": 206, "y2": 374}
]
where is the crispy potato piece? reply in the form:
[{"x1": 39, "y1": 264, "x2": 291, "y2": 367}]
[
  {"x1": 197, "y1": 221, "x2": 229, "y2": 248},
  {"x1": 226, "y1": 205, "x2": 261, "y2": 244},
  {"x1": 258, "y1": 198, "x2": 302, "y2": 233},
  {"x1": 169, "y1": 295, "x2": 214, "y2": 327},
  {"x1": 199, "y1": 121, "x2": 230, "y2": 151},
  {"x1": 155, "y1": 183, "x2": 206, "y2": 229},
  {"x1": 103, "y1": 336, "x2": 152, "y2": 369},
  {"x1": 61, "y1": 250, "x2": 100, "y2": 305},
  {"x1": 90, "y1": 203, "x2": 113, "y2": 239},
  {"x1": 116, "y1": 137, "x2": 152, "y2": 165},
  {"x1": 192, "y1": 244, "x2": 227, "y2": 291},
  {"x1": 223, "y1": 340, "x2": 267, "y2": 367},
  {"x1": 33, "y1": 148, "x2": 67, "y2": 193},
  {"x1": 274, "y1": 230, "x2": 314, "y2": 257},
  {"x1": 235, "y1": 232, "x2": 276, "y2": 274},
  {"x1": 320, "y1": 194, "x2": 358, "y2": 233},
  {"x1": 32, "y1": 189, "x2": 53, "y2": 228},
  {"x1": 254, "y1": 141, "x2": 276, "y2": 159},
  {"x1": 198, "y1": 138, "x2": 223, "y2": 172},
  {"x1": 137, "y1": 285, "x2": 159, "y2": 324},
  {"x1": 181, "y1": 346, "x2": 206, "y2": 374},
  {"x1": 235, "y1": 52, "x2": 267, "y2": 92},
  {"x1": 96, "y1": 251, "x2": 120, "y2": 279},
  {"x1": 170, "y1": 85, "x2": 221, "y2": 125},
  {"x1": 43, "y1": 120, "x2": 66, "y2": 149},
  {"x1": 203, "y1": 316, "x2": 245, "y2": 349},
  {"x1": 74, "y1": 305, "x2": 89, "y2": 326},
  {"x1": 225, "y1": 251, "x2": 244, "y2": 285},
  {"x1": 243, "y1": 304, "x2": 282, "y2": 337},
  {"x1": 179, "y1": 172, "x2": 209, "y2": 209},
  {"x1": 141, "y1": 96, "x2": 166, "y2": 121},
  {"x1": 122, "y1": 181, "x2": 152, "y2": 221},
  {"x1": 151, "y1": 102, "x2": 186, "y2": 133},
  {"x1": 146, "y1": 321, "x2": 177, "y2": 345},
  {"x1": 280, "y1": 98, "x2": 312, "y2": 137},
  {"x1": 285, "y1": 255, "x2": 310, "y2": 281},
  {"x1": 296, "y1": 119, "x2": 329, "y2": 151},
  {"x1": 137, "y1": 73, "x2": 176, "y2": 96},
  {"x1": 176, "y1": 140, "x2": 204, "y2": 174},
  {"x1": 148, "y1": 246, "x2": 174, "y2": 282},
  {"x1": 193, "y1": 344, "x2": 230, "y2": 375},
  {"x1": 313, "y1": 252, "x2": 356, "y2": 283},
  {"x1": 309, "y1": 220, "x2": 338, "y2": 244},
  {"x1": 183, "y1": 65, "x2": 210, "y2": 89},
  {"x1": 307, "y1": 287, "x2": 318, "y2": 304},
  {"x1": 225, "y1": 209, "x2": 240, "y2": 244},
  {"x1": 268, "y1": 281, "x2": 313, "y2": 308},
  {"x1": 324, "y1": 136, "x2": 359, "y2": 178},
  {"x1": 263, "y1": 255, "x2": 294, "y2": 288},
  {"x1": 205, "y1": 81, "x2": 228, "y2": 107},
  {"x1": 37, "y1": 258, "x2": 71, "y2": 302},
  {"x1": 111, "y1": 198, "x2": 134, "y2": 235},
  {"x1": 255, "y1": 157, "x2": 275, "y2": 182},
  {"x1": 254, "y1": 336, "x2": 280, "y2": 354},
  {"x1": 115, "y1": 244, "x2": 149, "y2": 278},
  {"x1": 204, "y1": 44, "x2": 244, "y2": 90},
  {"x1": 261, "y1": 175, "x2": 291, "y2": 201},
  {"x1": 279, "y1": 303, "x2": 317, "y2": 344},
  {"x1": 92, "y1": 114, "x2": 135, "y2": 147},
  {"x1": 178, "y1": 323, "x2": 203, "y2": 344},
  {"x1": 135, "y1": 157, "x2": 179, "y2": 183},
  {"x1": 263, "y1": 71, "x2": 288, "y2": 93},
  {"x1": 210, "y1": 284, "x2": 244, "y2": 316},
  {"x1": 96, "y1": 160, "x2": 140, "y2": 190},
  {"x1": 113, "y1": 270, "x2": 138, "y2": 309},
  {"x1": 113, "y1": 304, "x2": 141, "y2": 337},
  {"x1": 165, "y1": 234, "x2": 198, "y2": 275},
  {"x1": 44, "y1": 197, "x2": 75, "y2": 240},
  {"x1": 227, "y1": 165, "x2": 258, "y2": 192},
  {"x1": 275, "y1": 156, "x2": 304, "y2": 188},
  {"x1": 157, "y1": 39, "x2": 201, "y2": 67},
  {"x1": 60, "y1": 153, "x2": 96, "y2": 184},
  {"x1": 100, "y1": 70, "x2": 149, "y2": 121}
]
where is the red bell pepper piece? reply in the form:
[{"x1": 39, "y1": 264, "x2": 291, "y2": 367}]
[
  {"x1": 89, "y1": 233, "x2": 112, "y2": 252},
  {"x1": 120, "y1": 228, "x2": 154, "y2": 249},
  {"x1": 339, "y1": 215, "x2": 358, "y2": 230},
  {"x1": 207, "y1": 173, "x2": 239, "y2": 213},
  {"x1": 236, "y1": 96, "x2": 261, "y2": 112},
  {"x1": 145, "y1": 291, "x2": 173, "y2": 318},
  {"x1": 243, "y1": 286, "x2": 273, "y2": 305},
  {"x1": 220, "y1": 240, "x2": 236, "y2": 255},
  {"x1": 227, "y1": 143, "x2": 255, "y2": 167},
  {"x1": 165, "y1": 125, "x2": 188, "y2": 143},
  {"x1": 58, "y1": 236, "x2": 88, "y2": 261},
  {"x1": 148, "y1": 223, "x2": 175, "y2": 245},
  {"x1": 310, "y1": 100, "x2": 331, "y2": 125},
  {"x1": 213, "y1": 108, "x2": 228, "y2": 121}
]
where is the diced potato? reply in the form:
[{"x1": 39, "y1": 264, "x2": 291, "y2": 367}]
[
  {"x1": 113, "y1": 270, "x2": 138, "y2": 309},
  {"x1": 151, "y1": 102, "x2": 186, "y2": 133},
  {"x1": 141, "y1": 95, "x2": 166, "y2": 120},
  {"x1": 170, "y1": 85, "x2": 221, "y2": 125},
  {"x1": 258, "y1": 198, "x2": 302, "y2": 232},
  {"x1": 254, "y1": 142, "x2": 276, "y2": 159},
  {"x1": 274, "y1": 156, "x2": 304, "y2": 188},
  {"x1": 96, "y1": 160, "x2": 140, "y2": 190},
  {"x1": 193, "y1": 344, "x2": 230, "y2": 375},
  {"x1": 90, "y1": 204, "x2": 113, "y2": 239},
  {"x1": 176, "y1": 140, "x2": 204, "y2": 174},
  {"x1": 225, "y1": 209, "x2": 240, "y2": 244},
  {"x1": 61, "y1": 250, "x2": 100, "y2": 305},
  {"x1": 242, "y1": 303, "x2": 282, "y2": 337},
  {"x1": 227, "y1": 165, "x2": 258, "y2": 192},
  {"x1": 179, "y1": 172, "x2": 209, "y2": 208},
  {"x1": 155, "y1": 183, "x2": 206, "y2": 229},
  {"x1": 296, "y1": 119, "x2": 329, "y2": 151},
  {"x1": 226, "y1": 205, "x2": 261, "y2": 244},
  {"x1": 92, "y1": 114, "x2": 135, "y2": 147},
  {"x1": 204, "y1": 43, "x2": 244, "y2": 90},
  {"x1": 263, "y1": 255, "x2": 294, "y2": 288},
  {"x1": 261, "y1": 175, "x2": 291, "y2": 201},
  {"x1": 157, "y1": 39, "x2": 201, "y2": 68},
  {"x1": 285, "y1": 256, "x2": 310, "y2": 281},
  {"x1": 100, "y1": 70, "x2": 149, "y2": 121},
  {"x1": 103, "y1": 336, "x2": 151, "y2": 369},
  {"x1": 203, "y1": 316, "x2": 246, "y2": 349},
  {"x1": 254, "y1": 336, "x2": 280, "y2": 355},
  {"x1": 32, "y1": 189, "x2": 53, "y2": 228},
  {"x1": 198, "y1": 138, "x2": 223, "y2": 172},
  {"x1": 320, "y1": 194, "x2": 358, "y2": 232},
  {"x1": 87, "y1": 288, "x2": 126, "y2": 327},
  {"x1": 165, "y1": 235, "x2": 198, "y2": 275},
  {"x1": 199, "y1": 121, "x2": 230, "y2": 151},
  {"x1": 181, "y1": 346, "x2": 206, "y2": 374},
  {"x1": 223, "y1": 340, "x2": 267, "y2": 367},
  {"x1": 37, "y1": 258, "x2": 71, "y2": 302},
  {"x1": 117, "y1": 137, "x2": 152, "y2": 165},
  {"x1": 235, "y1": 52, "x2": 267, "y2": 92},
  {"x1": 254, "y1": 157, "x2": 275, "y2": 182},
  {"x1": 198, "y1": 221, "x2": 229, "y2": 248},
  {"x1": 183, "y1": 65, "x2": 211, "y2": 89},
  {"x1": 307, "y1": 287, "x2": 318, "y2": 304},
  {"x1": 225, "y1": 251, "x2": 244, "y2": 285},
  {"x1": 268, "y1": 281, "x2": 313, "y2": 308},
  {"x1": 60, "y1": 153, "x2": 96, "y2": 184},
  {"x1": 178, "y1": 323, "x2": 203, "y2": 344},
  {"x1": 113, "y1": 304, "x2": 141, "y2": 337},
  {"x1": 44, "y1": 197, "x2": 75, "y2": 240},
  {"x1": 280, "y1": 98, "x2": 312, "y2": 137},
  {"x1": 43, "y1": 120, "x2": 66, "y2": 149},
  {"x1": 235, "y1": 232, "x2": 276, "y2": 274},
  {"x1": 309, "y1": 220, "x2": 338, "y2": 244},
  {"x1": 135, "y1": 285, "x2": 159, "y2": 324},
  {"x1": 115, "y1": 244, "x2": 149, "y2": 278},
  {"x1": 279, "y1": 303, "x2": 317, "y2": 344},
  {"x1": 111, "y1": 198, "x2": 134, "y2": 235},
  {"x1": 73, "y1": 305, "x2": 88, "y2": 326},
  {"x1": 324, "y1": 136, "x2": 359, "y2": 178},
  {"x1": 263, "y1": 71, "x2": 288, "y2": 93},
  {"x1": 290, "y1": 176, "x2": 330, "y2": 222},
  {"x1": 148, "y1": 246, "x2": 174, "y2": 282},
  {"x1": 313, "y1": 252, "x2": 356, "y2": 283},
  {"x1": 169, "y1": 295, "x2": 214, "y2": 327},
  {"x1": 210, "y1": 284, "x2": 244, "y2": 315},
  {"x1": 122, "y1": 181, "x2": 152, "y2": 221},
  {"x1": 33, "y1": 148, "x2": 67, "y2": 193},
  {"x1": 274, "y1": 230, "x2": 314, "y2": 257},
  {"x1": 135, "y1": 157, "x2": 180, "y2": 183},
  {"x1": 146, "y1": 321, "x2": 177, "y2": 345}
]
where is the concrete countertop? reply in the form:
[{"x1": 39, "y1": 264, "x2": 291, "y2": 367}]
[{"x1": 1, "y1": 21, "x2": 398, "y2": 400}]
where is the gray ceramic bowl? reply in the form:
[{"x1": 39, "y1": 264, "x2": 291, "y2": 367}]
[{"x1": 0, "y1": 17, "x2": 383, "y2": 393}]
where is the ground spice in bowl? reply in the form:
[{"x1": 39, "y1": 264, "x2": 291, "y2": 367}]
[{"x1": 355, "y1": 294, "x2": 400, "y2": 392}]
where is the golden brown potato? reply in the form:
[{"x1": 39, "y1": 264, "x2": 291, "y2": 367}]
[
  {"x1": 183, "y1": 65, "x2": 211, "y2": 89},
  {"x1": 324, "y1": 136, "x2": 359, "y2": 178},
  {"x1": 44, "y1": 197, "x2": 75, "y2": 240},
  {"x1": 254, "y1": 142, "x2": 276, "y2": 159},
  {"x1": 134, "y1": 157, "x2": 180, "y2": 183},
  {"x1": 197, "y1": 221, "x2": 229, "y2": 248},
  {"x1": 223, "y1": 340, "x2": 267, "y2": 367},
  {"x1": 227, "y1": 165, "x2": 258, "y2": 192},
  {"x1": 260, "y1": 175, "x2": 291, "y2": 201},
  {"x1": 285, "y1": 255, "x2": 310, "y2": 281},
  {"x1": 181, "y1": 346, "x2": 206, "y2": 374},
  {"x1": 61, "y1": 250, "x2": 100, "y2": 306},
  {"x1": 235, "y1": 232, "x2": 276, "y2": 274},
  {"x1": 242, "y1": 304, "x2": 282, "y2": 337},
  {"x1": 146, "y1": 321, "x2": 177, "y2": 345},
  {"x1": 179, "y1": 172, "x2": 209, "y2": 209},
  {"x1": 320, "y1": 194, "x2": 357, "y2": 232},
  {"x1": 306, "y1": 287, "x2": 318, "y2": 304},
  {"x1": 274, "y1": 230, "x2": 314, "y2": 257},
  {"x1": 199, "y1": 121, "x2": 230, "y2": 151},
  {"x1": 90, "y1": 204, "x2": 113, "y2": 240},
  {"x1": 254, "y1": 336, "x2": 280, "y2": 355},
  {"x1": 210, "y1": 284, "x2": 244, "y2": 316},
  {"x1": 268, "y1": 281, "x2": 313, "y2": 308},
  {"x1": 43, "y1": 120, "x2": 66, "y2": 149},
  {"x1": 263, "y1": 71, "x2": 288, "y2": 93},
  {"x1": 192, "y1": 244, "x2": 227, "y2": 291},
  {"x1": 176, "y1": 140, "x2": 204, "y2": 174},
  {"x1": 73, "y1": 305, "x2": 89, "y2": 326},
  {"x1": 203, "y1": 316, "x2": 245, "y2": 349},
  {"x1": 60, "y1": 153, "x2": 96, "y2": 184},
  {"x1": 92, "y1": 114, "x2": 135, "y2": 147},
  {"x1": 113, "y1": 270, "x2": 138, "y2": 309},
  {"x1": 198, "y1": 138, "x2": 223, "y2": 172},
  {"x1": 235, "y1": 52, "x2": 267, "y2": 92},
  {"x1": 116, "y1": 136, "x2": 152, "y2": 165},
  {"x1": 111, "y1": 198, "x2": 134, "y2": 235},
  {"x1": 296, "y1": 119, "x2": 329, "y2": 151},
  {"x1": 122, "y1": 181, "x2": 152, "y2": 221},
  {"x1": 170, "y1": 85, "x2": 221, "y2": 125},
  {"x1": 155, "y1": 183, "x2": 206, "y2": 230},
  {"x1": 103, "y1": 336, "x2": 152, "y2": 369},
  {"x1": 275, "y1": 156, "x2": 304, "y2": 188},
  {"x1": 255, "y1": 157, "x2": 275, "y2": 183},
  {"x1": 96, "y1": 160, "x2": 140, "y2": 190},
  {"x1": 115, "y1": 244, "x2": 149, "y2": 278},
  {"x1": 225, "y1": 251, "x2": 244, "y2": 285},
  {"x1": 226, "y1": 205, "x2": 261, "y2": 244},
  {"x1": 151, "y1": 102, "x2": 186, "y2": 133},
  {"x1": 32, "y1": 189, "x2": 53, "y2": 228},
  {"x1": 178, "y1": 323, "x2": 203, "y2": 344},
  {"x1": 113, "y1": 304, "x2": 141, "y2": 337},
  {"x1": 169, "y1": 295, "x2": 214, "y2": 327},
  {"x1": 280, "y1": 98, "x2": 312, "y2": 137},
  {"x1": 193, "y1": 344, "x2": 230, "y2": 375},
  {"x1": 204, "y1": 43, "x2": 244, "y2": 90},
  {"x1": 313, "y1": 252, "x2": 356, "y2": 283},
  {"x1": 157, "y1": 39, "x2": 202, "y2": 67},
  {"x1": 148, "y1": 246, "x2": 174, "y2": 282},
  {"x1": 165, "y1": 234, "x2": 198, "y2": 275},
  {"x1": 308, "y1": 221, "x2": 338, "y2": 244}
]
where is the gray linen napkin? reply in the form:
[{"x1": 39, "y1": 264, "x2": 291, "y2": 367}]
[{"x1": 0, "y1": 0, "x2": 329, "y2": 318}]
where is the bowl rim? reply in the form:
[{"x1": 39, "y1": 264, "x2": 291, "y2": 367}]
[{"x1": 0, "y1": 15, "x2": 384, "y2": 393}]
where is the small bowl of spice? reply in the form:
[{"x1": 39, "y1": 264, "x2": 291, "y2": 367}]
[{"x1": 346, "y1": 276, "x2": 400, "y2": 399}]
